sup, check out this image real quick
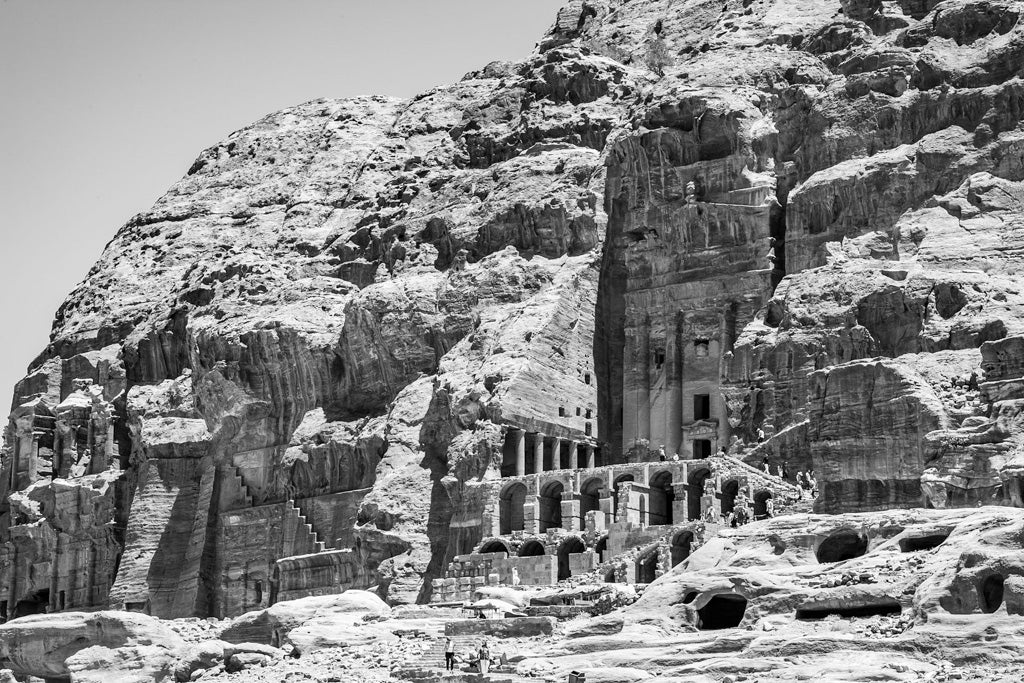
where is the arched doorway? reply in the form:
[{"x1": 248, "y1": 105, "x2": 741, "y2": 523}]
[
  {"x1": 518, "y1": 539, "x2": 546, "y2": 557},
  {"x1": 539, "y1": 481, "x2": 564, "y2": 532},
  {"x1": 753, "y1": 489, "x2": 773, "y2": 518},
  {"x1": 478, "y1": 539, "x2": 510, "y2": 556},
  {"x1": 721, "y1": 480, "x2": 739, "y2": 518},
  {"x1": 687, "y1": 468, "x2": 711, "y2": 521},
  {"x1": 579, "y1": 477, "x2": 602, "y2": 528},
  {"x1": 636, "y1": 548, "x2": 658, "y2": 583},
  {"x1": 499, "y1": 482, "x2": 527, "y2": 535},
  {"x1": 671, "y1": 530, "x2": 693, "y2": 567},
  {"x1": 613, "y1": 474, "x2": 634, "y2": 522},
  {"x1": 649, "y1": 471, "x2": 674, "y2": 525},
  {"x1": 557, "y1": 537, "x2": 586, "y2": 581}
]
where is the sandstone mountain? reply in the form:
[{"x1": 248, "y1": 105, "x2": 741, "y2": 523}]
[{"x1": 3, "y1": 0, "x2": 1024, "y2": 643}]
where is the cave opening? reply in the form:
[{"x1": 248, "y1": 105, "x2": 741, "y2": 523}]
[
  {"x1": 816, "y1": 530, "x2": 869, "y2": 563},
  {"x1": 980, "y1": 574, "x2": 1005, "y2": 613},
  {"x1": 697, "y1": 594, "x2": 747, "y2": 630},
  {"x1": 796, "y1": 600, "x2": 901, "y2": 620},
  {"x1": 13, "y1": 589, "x2": 49, "y2": 619},
  {"x1": 899, "y1": 533, "x2": 950, "y2": 553}
]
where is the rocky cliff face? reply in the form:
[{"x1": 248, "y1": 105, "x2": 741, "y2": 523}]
[{"x1": 5, "y1": 0, "x2": 1024, "y2": 620}]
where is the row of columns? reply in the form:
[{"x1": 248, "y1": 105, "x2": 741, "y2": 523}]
[{"x1": 509, "y1": 429, "x2": 597, "y2": 477}]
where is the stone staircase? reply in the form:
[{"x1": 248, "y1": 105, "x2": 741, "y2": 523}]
[{"x1": 284, "y1": 499, "x2": 326, "y2": 555}]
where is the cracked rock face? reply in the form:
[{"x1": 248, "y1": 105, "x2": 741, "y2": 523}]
[{"x1": 5, "y1": 0, "x2": 1024, "y2": 631}]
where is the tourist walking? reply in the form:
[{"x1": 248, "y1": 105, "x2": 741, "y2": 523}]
[{"x1": 444, "y1": 637, "x2": 456, "y2": 672}]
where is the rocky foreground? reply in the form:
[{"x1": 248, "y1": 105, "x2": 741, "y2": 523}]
[{"x1": 4, "y1": 506, "x2": 1024, "y2": 682}]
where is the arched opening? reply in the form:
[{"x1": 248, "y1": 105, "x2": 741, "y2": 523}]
[
  {"x1": 13, "y1": 589, "x2": 49, "y2": 619},
  {"x1": 980, "y1": 574, "x2": 1005, "y2": 613},
  {"x1": 579, "y1": 477, "x2": 603, "y2": 528},
  {"x1": 649, "y1": 471, "x2": 674, "y2": 525},
  {"x1": 595, "y1": 535, "x2": 609, "y2": 563},
  {"x1": 721, "y1": 480, "x2": 739, "y2": 517},
  {"x1": 687, "y1": 468, "x2": 711, "y2": 521},
  {"x1": 557, "y1": 537, "x2": 586, "y2": 581},
  {"x1": 499, "y1": 482, "x2": 528, "y2": 535},
  {"x1": 613, "y1": 474, "x2": 634, "y2": 522},
  {"x1": 753, "y1": 489, "x2": 773, "y2": 518},
  {"x1": 637, "y1": 549, "x2": 658, "y2": 583},
  {"x1": 671, "y1": 531, "x2": 693, "y2": 567},
  {"x1": 539, "y1": 481, "x2": 564, "y2": 532},
  {"x1": 479, "y1": 539, "x2": 510, "y2": 556},
  {"x1": 518, "y1": 540, "x2": 546, "y2": 557},
  {"x1": 697, "y1": 594, "x2": 747, "y2": 630},
  {"x1": 816, "y1": 530, "x2": 869, "y2": 563}
]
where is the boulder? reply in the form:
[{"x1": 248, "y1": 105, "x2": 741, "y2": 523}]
[{"x1": 218, "y1": 590, "x2": 389, "y2": 646}]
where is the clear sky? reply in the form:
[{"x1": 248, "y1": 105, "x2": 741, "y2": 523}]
[{"x1": 0, "y1": 0, "x2": 565, "y2": 405}]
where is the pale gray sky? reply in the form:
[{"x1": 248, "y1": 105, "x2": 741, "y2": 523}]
[{"x1": 0, "y1": 0, "x2": 565, "y2": 405}]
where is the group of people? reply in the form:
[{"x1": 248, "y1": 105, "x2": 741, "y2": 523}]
[
  {"x1": 760, "y1": 457, "x2": 817, "y2": 497},
  {"x1": 444, "y1": 637, "x2": 495, "y2": 674}
]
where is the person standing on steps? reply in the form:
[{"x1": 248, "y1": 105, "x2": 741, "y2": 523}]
[
  {"x1": 444, "y1": 637, "x2": 456, "y2": 672},
  {"x1": 478, "y1": 640, "x2": 491, "y2": 674}
]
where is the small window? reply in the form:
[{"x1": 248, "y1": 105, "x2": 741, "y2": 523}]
[
  {"x1": 693, "y1": 439, "x2": 712, "y2": 459},
  {"x1": 695, "y1": 339, "x2": 710, "y2": 357},
  {"x1": 585, "y1": 422, "x2": 592, "y2": 436},
  {"x1": 584, "y1": 373, "x2": 592, "y2": 385},
  {"x1": 59, "y1": 591, "x2": 66, "y2": 610},
  {"x1": 558, "y1": 407, "x2": 566, "y2": 417},
  {"x1": 576, "y1": 407, "x2": 581, "y2": 416},
  {"x1": 585, "y1": 408, "x2": 592, "y2": 419},
  {"x1": 654, "y1": 349, "x2": 666, "y2": 368},
  {"x1": 255, "y1": 580, "x2": 264, "y2": 604},
  {"x1": 694, "y1": 394, "x2": 711, "y2": 420}
]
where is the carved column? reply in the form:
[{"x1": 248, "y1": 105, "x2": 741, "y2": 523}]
[
  {"x1": 566, "y1": 440, "x2": 579, "y2": 470},
  {"x1": 585, "y1": 444, "x2": 596, "y2": 470},
  {"x1": 551, "y1": 437, "x2": 563, "y2": 470},
  {"x1": 638, "y1": 322, "x2": 651, "y2": 443},
  {"x1": 513, "y1": 429, "x2": 526, "y2": 477},
  {"x1": 533, "y1": 433, "x2": 545, "y2": 475},
  {"x1": 666, "y1": 324, "x2": 683, "y2": 457}
]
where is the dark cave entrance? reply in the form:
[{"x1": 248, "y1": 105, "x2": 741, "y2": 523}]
[
  {"x1": 980, "y1": 574, "x2": 1005, "y2": 613},
  {"x1": 13, "y1": 589, "x2": 49, "y2": 619},
  {"x1": 697, "y1": 594, "x2": 747, "y2": 630},
  {"x1": 636, "y1": 550, "x2": 658, "y2": 584},
  {"x1": 816, "y1": 530, "x2": 869, "y2": 563},
  {"x1": 671, "y1": 531, "x2": 693, "y2": 567},
  {"x1": 796, "y1": 600, "x2": 901, "y2": 620},
  {"x1": 899, "y1": 533, "x2": 950, "y2": 553},
  {"x1": 557, "y1": 537, "x2": 586, "y2": 581}
]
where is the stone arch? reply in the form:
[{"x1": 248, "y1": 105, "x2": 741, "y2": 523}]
[
  {"x1": 753, "y1": 489, "x2": 773, "y2": 518},
  {"x1": 721, "y1": 479, "x2": 739, "y2": 517},
  {"x1": 579, "y1": 477, "x2": 603, "y2": 528},
  {"x1": 649, "y1": 470, "x2": 674, "y2": 525},
  {"x1": 636, "y1": 546, "x2": 659, "y2": 583},
  {"x1": 478, "y1": 538, "x2": 511, "y2": 556},
  {"x1": 671, "y1": 530, "x2": 694, "y2": 567},
  {"x1": 518, "y1": 539, "x2": 546, "y2": 557},
  {"x1": 539, "y1": 480, "x2": 564, "y2": 532},
  {"x1": 980, "y1": 574, "x2": 1005, "y2": 613},
  {"x1": 687, "y1": 468, "x2": 711, "y2": 521},
  {"x1": 557, "y1": 536, "x2": 587, "y2": 581},
  {"x1": 499, "y1": 482, "x2": 528, "y2": 534}
]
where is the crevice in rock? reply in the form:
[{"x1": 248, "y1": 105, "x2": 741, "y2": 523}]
[
  {"x1": 899, "y1": 532, "x2": 950, "y2": 552},
  {"x1": 816, "y1": 529, "x2": 869, "y2": 563},
  {"x1": 796, "y1": 599, "x2": 901, "y2": 620}
]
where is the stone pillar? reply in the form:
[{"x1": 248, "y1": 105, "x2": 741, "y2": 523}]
[
  {"x1": 666, "y1": 326, "x2": 683, "y2": 457},
  {"x1": 552, "y1": 437, "x2": 563, "y2": 470},
  {"x1": 561, "y1": 491, "x2": 579, "y2": 532},
  {"x1": 638, "y1": 323, "x2": 651, "y2": 443},
  {"x1": 623, "y1": 326, "x2": 651, "y2": 452},
  {"x1": 671, "y1": 482, "x2": 689, "y2": 525},
  {"x1": 567, "y1": 440, "x2": 579, "y2": 470},
  {"x1": 585, "y1": 444, "x2": 596, "y2": 470},
  {"x1": 513, "y1": 429, "x2": 526, "y2": 477},
  {"x1": 533, "y1": 433, "x2": 545, "y2": 475}
]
